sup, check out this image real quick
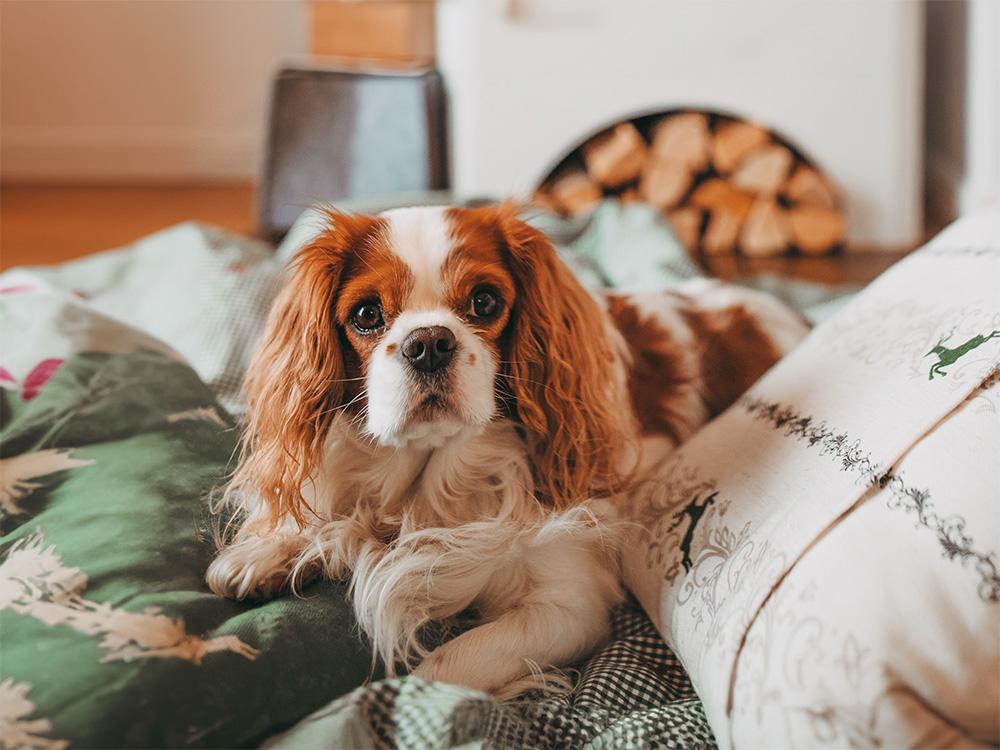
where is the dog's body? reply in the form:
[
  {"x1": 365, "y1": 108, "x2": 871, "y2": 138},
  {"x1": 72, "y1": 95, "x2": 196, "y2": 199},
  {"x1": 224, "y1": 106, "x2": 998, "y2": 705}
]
[{"x1": 207, "y1": 205, "x2": 808, "y2": 696}]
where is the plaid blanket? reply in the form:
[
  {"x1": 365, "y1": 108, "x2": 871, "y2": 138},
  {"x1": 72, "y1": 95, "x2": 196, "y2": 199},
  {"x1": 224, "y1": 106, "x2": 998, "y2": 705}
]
[{"x1": 266, "y1": 598, "x2": 716, "y2": 749}]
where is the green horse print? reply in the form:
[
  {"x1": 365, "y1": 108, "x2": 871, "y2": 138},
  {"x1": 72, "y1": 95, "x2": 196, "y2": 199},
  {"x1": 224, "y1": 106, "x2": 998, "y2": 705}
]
[{"x1": 925, "y1": 329, "x2": 1000, "y2": 380}]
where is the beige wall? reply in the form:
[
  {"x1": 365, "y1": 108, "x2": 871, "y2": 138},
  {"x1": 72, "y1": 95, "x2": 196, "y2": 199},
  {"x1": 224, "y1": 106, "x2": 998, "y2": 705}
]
[{"x1": 1, "y1": 0, "x2": 307, "y2": 181}]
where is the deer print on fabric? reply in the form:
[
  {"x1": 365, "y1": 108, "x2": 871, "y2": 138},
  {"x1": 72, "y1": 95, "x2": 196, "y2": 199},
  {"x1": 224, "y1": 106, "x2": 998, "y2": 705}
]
[
  {"x1": 667, "y1": 492, "x2": 719, "y2": 573},
  {"x1": 925, "y1": 330, "x2": 1000, "y2": 380}
]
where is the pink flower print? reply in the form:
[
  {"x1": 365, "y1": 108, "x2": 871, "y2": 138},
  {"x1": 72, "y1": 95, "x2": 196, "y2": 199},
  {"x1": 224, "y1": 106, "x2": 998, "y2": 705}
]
[
  {"x1": 0, "y1": 367, "x2": 16, "y2": 390},
  {"x1": 22, "y1": 359, "x2": 64, "y2": 400}
]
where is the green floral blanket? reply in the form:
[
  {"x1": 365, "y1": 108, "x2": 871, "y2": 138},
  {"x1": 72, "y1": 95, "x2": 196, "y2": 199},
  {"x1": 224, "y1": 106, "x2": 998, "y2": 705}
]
[{"x1": 1, "y1": 285, "x2": 375, "y2": 748}]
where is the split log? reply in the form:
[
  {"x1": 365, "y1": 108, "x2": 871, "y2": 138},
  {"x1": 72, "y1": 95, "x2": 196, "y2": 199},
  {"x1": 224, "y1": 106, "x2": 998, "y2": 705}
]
[
  {"x1": 582, "y1": 122, "x2": 647, "y2": 187},
  {"x1": 783, "y1": 165, "x2": 836, "y2": 210},
  {"x1": 786, "y1": 205, "x2": 845, "y2": 254},
  {"x1": 538, "y1": 111, "x2": 846, "y2": 257},
  {"x1": 667, "y1": 207, "x2": 703, "y2": 252},
  {"x1": 689, "y1": 178, "x2": 754, "y2": 221},
  {"x1": 712, "y1": 121, "x2": 769, "y2": 174},
  {"x1": 649, "y1": 113, "x2": 711, "y2": 172},
  {"x1": 740, "y1": 199, "x2": 788, "y2": 257},
  {"x1": 702, "y1": 209, "x2": 743, "y2": 255},
  {"x1": 639, "y1": 157, "x2": 692, "y2": 210},
  {"x1": 547, "y1": 169, "x2": 602, "y2": 215},
  {"x1": 732, "y1": 144, "x2": 794, "y2": 196}
]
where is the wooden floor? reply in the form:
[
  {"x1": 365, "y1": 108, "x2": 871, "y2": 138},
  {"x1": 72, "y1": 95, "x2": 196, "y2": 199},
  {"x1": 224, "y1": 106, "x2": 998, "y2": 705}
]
[
  {"x1": 0, "y1": 182, "x2": 906, "y2": 284},
  {"x1": 0, "y1": 183, "x2": 256, "y2": 269}
]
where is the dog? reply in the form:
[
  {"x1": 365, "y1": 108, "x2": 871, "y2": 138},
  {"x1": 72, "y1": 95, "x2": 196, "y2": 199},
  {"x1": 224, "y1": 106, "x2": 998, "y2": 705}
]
[{"x1": 206, "y1": 203, "x2": 808, "y2": 697}]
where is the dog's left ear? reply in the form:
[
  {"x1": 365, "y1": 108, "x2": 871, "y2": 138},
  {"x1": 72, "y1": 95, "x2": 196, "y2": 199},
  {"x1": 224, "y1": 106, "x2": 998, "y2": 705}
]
[{"x1": 492, "y1": 204, "x2": 630, "y2": 508}]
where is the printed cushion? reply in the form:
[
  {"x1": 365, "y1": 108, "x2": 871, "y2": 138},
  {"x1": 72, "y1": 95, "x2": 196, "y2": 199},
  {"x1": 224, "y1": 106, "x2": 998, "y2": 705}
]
[
  {"x1": 620, "y1": 209, "x2": 1000, "y2": 748},
  {"x1": 0, "y1": 283, "x2": 374, "y2": 748}
]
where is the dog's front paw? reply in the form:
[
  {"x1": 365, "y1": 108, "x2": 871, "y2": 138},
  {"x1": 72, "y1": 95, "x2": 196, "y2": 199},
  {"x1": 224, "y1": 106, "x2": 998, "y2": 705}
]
[
  {"x1": 411, "y1": 644, "x2": 512, "y2": 695},
  {"x1": 412, "y1": 649, "x2": 571, "y2": 700},
  {"x1": 205, "y1": 534, "x2": 308, "y2": 601},
  {"x1": 410, "y1": 649, "x2": 475, "y2": 689}
]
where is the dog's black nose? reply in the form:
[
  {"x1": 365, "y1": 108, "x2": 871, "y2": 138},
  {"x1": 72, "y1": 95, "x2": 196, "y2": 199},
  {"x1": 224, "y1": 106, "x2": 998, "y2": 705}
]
[{"x1": 401, "y1": 326, "x2": 457, "y2": 373}]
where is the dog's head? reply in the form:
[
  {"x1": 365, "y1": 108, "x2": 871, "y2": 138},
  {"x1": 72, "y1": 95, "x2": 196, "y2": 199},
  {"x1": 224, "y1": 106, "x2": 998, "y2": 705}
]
[{"x1": 238, "y1": 204, "x2": 629, "y2": 524}]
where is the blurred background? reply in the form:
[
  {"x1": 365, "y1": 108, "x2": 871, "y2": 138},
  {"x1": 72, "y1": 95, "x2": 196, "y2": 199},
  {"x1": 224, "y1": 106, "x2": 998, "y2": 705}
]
[{"x1": 1, "y1": 0, "x2": 997, "y2": 281}]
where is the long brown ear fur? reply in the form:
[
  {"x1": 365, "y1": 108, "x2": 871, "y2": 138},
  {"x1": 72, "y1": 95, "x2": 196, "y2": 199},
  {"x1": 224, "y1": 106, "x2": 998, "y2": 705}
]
[
  {"x1": 495, "y1": 204, "x2": 631, "y2": 508},
  {"x1": 228, "y1": 211, "x2": 381, "y2": 528}
]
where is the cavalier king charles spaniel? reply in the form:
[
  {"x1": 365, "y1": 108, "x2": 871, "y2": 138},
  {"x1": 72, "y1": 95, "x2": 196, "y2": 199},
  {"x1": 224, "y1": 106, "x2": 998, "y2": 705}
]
[{"x1": 206, "y1": 203, "x2": 808, "y2": 697}]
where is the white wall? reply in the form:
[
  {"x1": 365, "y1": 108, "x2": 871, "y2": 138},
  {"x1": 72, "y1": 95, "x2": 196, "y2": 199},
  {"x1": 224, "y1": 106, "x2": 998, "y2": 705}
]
[{"x1": 0, "y1": 0, "x2": 307, "y2": 181}]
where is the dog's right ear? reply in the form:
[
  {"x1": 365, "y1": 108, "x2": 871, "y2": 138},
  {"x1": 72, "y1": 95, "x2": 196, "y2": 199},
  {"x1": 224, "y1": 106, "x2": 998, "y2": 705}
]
[{"x1": 230, "y1": 210, "x2": 383, "y2": 527}]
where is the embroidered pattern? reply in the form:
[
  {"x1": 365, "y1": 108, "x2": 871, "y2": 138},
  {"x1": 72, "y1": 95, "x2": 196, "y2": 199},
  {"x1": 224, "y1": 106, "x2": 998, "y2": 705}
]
[
  {"x1": 741, "y1": 395, "x2": 1000, "y2": 603},
  {"x1": 733, "y1": 579, "x2": 909, "y2": 749},
  {"x1": 924, "y1": 329, "x2": 1000, "y2": 380},
  {"x1": 816, "y1": 298, "x2": 999, "y2": 388},
  {"x1": 631, "y1": 461, "x2": 719, "y2": 582},
  {"x1": 666, "y1": 492, "x2": 718, "y2": 573}
]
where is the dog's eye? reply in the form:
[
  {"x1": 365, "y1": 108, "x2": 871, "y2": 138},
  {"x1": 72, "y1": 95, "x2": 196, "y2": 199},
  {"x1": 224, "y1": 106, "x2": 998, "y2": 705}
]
[
  {"x1": 351, "y1": 301, "x2": 384, "y2": 332},
  {"x1": 469, "y1": 287, "x2": 501, "y2": 320}
]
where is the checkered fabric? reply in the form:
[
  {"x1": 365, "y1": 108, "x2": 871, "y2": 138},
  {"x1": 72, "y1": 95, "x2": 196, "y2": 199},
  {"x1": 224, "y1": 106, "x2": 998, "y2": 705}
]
[{"x1": 272, "y1": 598, "x2": 716, "y2": 750}]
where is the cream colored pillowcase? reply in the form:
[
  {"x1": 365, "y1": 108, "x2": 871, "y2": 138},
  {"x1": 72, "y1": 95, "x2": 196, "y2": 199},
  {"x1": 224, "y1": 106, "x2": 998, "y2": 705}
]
[{"x1": 622, "y1": 209, "x2": 1000, "y2": 749}]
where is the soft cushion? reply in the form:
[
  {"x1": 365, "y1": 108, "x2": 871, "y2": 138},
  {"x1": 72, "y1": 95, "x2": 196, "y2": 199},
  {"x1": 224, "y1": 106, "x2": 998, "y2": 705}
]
[{"x1": 620, "y1": 209, "x2": 1000, "y2": 749}]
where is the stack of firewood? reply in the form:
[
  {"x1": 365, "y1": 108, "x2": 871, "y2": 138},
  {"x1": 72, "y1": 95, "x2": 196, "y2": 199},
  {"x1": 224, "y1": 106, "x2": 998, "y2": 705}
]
[{"x1": 535, "y1": 111, "x2": 846, "y2": 257}]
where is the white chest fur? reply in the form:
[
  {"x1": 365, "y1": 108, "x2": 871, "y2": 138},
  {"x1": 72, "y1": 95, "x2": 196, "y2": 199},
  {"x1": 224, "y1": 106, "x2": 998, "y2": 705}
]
[{"x1": 297, "y1": 418, "x2": 623, "y2": 687}]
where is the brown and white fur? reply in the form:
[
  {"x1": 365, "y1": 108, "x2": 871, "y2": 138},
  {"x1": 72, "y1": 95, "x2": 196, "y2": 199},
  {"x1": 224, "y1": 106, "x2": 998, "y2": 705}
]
[{"x1": 206, "y1": 203, "x2": 808, "y2": 697}]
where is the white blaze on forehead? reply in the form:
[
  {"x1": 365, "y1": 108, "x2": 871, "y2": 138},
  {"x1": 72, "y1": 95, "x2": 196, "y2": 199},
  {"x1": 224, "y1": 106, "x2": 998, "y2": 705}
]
[{"x1": 380, "y1": 206, "x2": 454, "y2": 307}]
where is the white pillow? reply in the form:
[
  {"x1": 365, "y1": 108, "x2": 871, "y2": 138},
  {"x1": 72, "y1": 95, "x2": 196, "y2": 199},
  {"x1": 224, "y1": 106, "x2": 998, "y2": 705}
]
[{"x1": 621, "y1": 209, "x2": 1000, "y2": 749}]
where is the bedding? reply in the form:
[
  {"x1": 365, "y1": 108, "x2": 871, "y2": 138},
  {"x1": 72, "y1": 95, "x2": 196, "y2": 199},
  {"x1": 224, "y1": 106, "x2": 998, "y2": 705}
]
[
  {"x1": 619, "y1": 208, "x2": 1000, "y2": 748},
  {"x1": 263, "y1": 599, "x2": 713, "y2": 749},
  {"x1": 1, "y1": 196, "x2": 905, "y2": 749},
  {"x1": 0, "y1": 285, "x2": 375, "y2": 747}
]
